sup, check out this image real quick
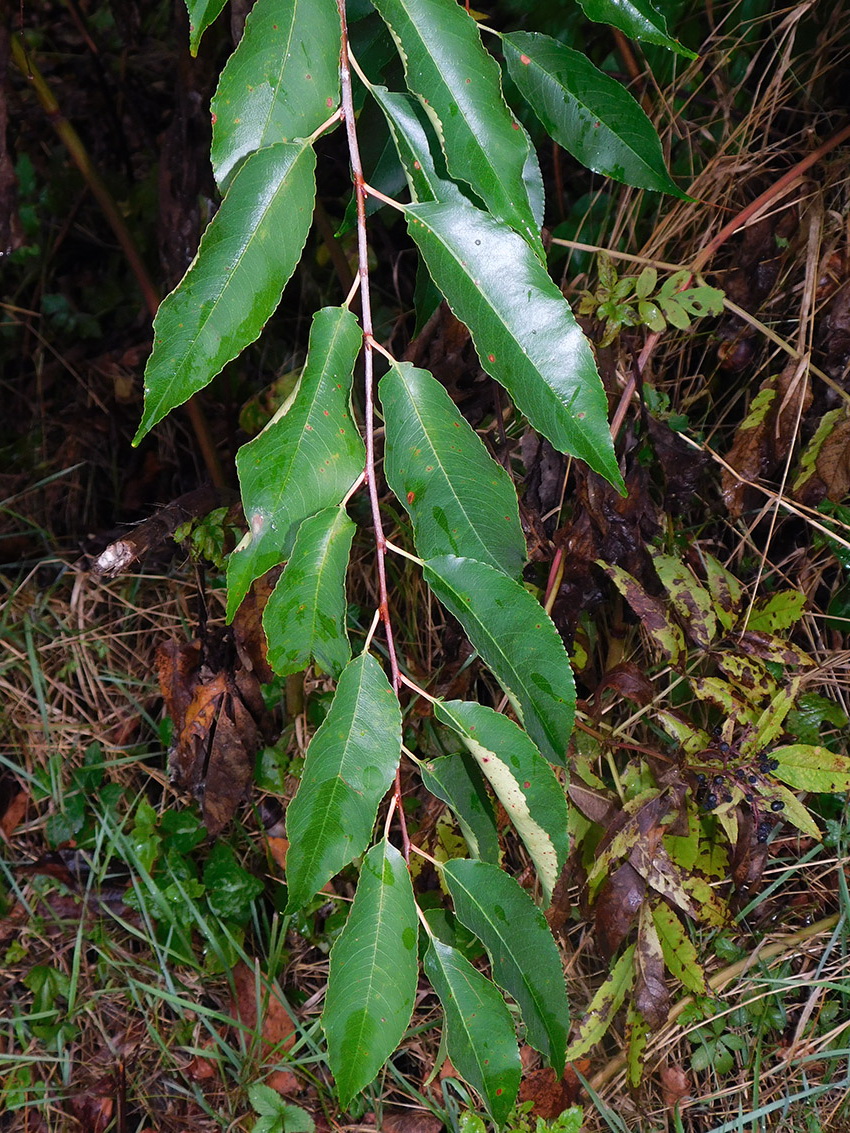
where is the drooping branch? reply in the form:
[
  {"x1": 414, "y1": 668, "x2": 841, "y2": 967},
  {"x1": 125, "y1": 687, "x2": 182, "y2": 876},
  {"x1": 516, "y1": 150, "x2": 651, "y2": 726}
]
[{"x1": 336, "y1": 1, "x2": 408, "y2": 856}]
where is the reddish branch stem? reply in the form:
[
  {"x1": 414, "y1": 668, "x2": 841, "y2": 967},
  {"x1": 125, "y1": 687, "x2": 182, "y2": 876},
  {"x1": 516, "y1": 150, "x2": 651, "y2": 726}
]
[{"x1": 337, "y1": 2, "x2": 409, "y2": 858}]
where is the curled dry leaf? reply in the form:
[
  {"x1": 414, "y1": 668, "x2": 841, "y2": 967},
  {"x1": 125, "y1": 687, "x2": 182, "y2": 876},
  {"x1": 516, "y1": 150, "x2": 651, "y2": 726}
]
[
  {"x1": 156, "y1": 638, "x2": 269, "y2": 834},
  {"x1": 231, "y1": 565, "x2": 282, "y2": 682}
]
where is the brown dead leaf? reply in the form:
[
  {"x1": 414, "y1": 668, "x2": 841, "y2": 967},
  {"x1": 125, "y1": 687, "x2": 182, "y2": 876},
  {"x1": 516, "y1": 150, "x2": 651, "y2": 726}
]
[
  {"x1": 200, "y1": 690, "x2": 260, "y2": 835},
  {"x1": 594, "y1": 861, "x2": 646, "y2": 959},
  {"x1": 70, "y1": 1077, "x2": 114, "y2": 1133},
  {"x1": 594, "y1": 663, "x2": 654, "y2": 709},
  {"x1": 231, "y1": 566, "x2": 282, "y2": 683},
  {"x1": 158, "y1": 637, "x2": 268, "y2": 835},
  {"x1": 186, "y1": 1040, "x2": 219, "y2": 1081},
  {"x1": 731, "y1": 810, "x2": 770, "y2": 894},
  {"x1": 645, "y1": 415, "x2": 709, "y2": 514},
  {"x1": 796, "y1": 412, "x2": 850, "y2": 505},
  {"x1": 544, "y1": 866, "x2": 573, "y2": 933},
  {"x1": 819, "y1": 275, "x2": 850, "y2": 378},
  {"x1": 634, "y1": 905, "x2": 670, "y2": 1028},
  {"x1": 231, "y1": 960, "x2": 296, "y2": 1060},
  {"x1": 551, "y1": 462, "x2": 662, "y2": 640},
  {"x1": 266, "y1": 1068, "x2": 300, "y2": 1095},
  {"x1": 568, "y1": 778, "x2": 616, "y2": 826},
  {"x1": 0, "y1": 788, "x2": 29, "y2": 839},
  {"x1": 381, "y1": 1110, "x2": 445, "y2": 1133},
  {"x1": 156, "y1": 639, "x2": 203, "y2": 739},
  {"x1": 266, "y1": 835, "x2": 289, "y2": 872},
  {"x1": 181, "y1": 671, "x2": 228, "y2": 752},
  {"x1": 518, "y1": 1060, "x2": 590, "y2": 1118},
  {"x1": 722, "y1": 362, "x2": 812, "y2": 517},
  {"x1": 660, "y1": 1063, "x2": 692, "y2": 1109}
]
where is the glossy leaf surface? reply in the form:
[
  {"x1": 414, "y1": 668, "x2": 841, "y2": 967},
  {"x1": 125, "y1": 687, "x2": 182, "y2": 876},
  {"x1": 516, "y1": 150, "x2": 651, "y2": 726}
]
[
  {"x1": 576, "y1": 0, "x2": 696, "y2": 57},
  {"x1": 424, "y1": 937, "x2": 521, "y2": 1124},
  {"x1": 186, "y1": 0, "x2": 227, "y2": 55},
  {"x1": 227, "y1": 306, "x2": 364, "y2": 619},
  {"x1": 371, "y1": 86, "x2": 461, "y2": 203},
  {"x1": 421, "y1": 752, "x2": 500, "y2": 863},
  {"x1": 381, "y1": 363, "x2": 526, "y2": 578},
  {"x1": 324, "y1": 840, "x2": 418, "y2": 1105},
  {"x1": 285, "y1": 654, "x2": 401, "y2": 912},
  {"x1": 211, "y1": 0, "x2": 341, "y2": 186},
  {"x1": 135, "y1": 141, "x2": 316, "y2": 442},
  {"x1": 444, "y1": 858, "x2": 569, "y2": 1072},
  {"x1": 370, "y1": 0, "x2": 541, "y2": 251},
  {"x1": 407, "y1": 199, "x2": 622, "y2": 488},
  {"x1": 503, "y1": 32, "x2": 684, "y2": 196},
  {"x1": 435, "y1": 699, "x2": 568, "y2": 902},
  {"x1": 423, "y1": 556, "x2": 575, "y2": 763},
  {"x1": 264, "y1": 506, "x2": 355, "y2": 678}
]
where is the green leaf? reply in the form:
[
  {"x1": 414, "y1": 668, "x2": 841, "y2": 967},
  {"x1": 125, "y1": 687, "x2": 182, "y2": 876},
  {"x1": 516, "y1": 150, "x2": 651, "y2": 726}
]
[
  {"x1": 747, "y1": 590, "x2": 806, "y2": 634},
  {"x1": 135, "y1": 141, "x2": 316, "y2": 442},
  {"x1": 703, "y1": 551, "x2": 743, "y2": 632},
  {"x1": 248, "y1": 1084, "x2": 315, "y2": 1132},
  {"x1": 324, "y1": 840, "x2": 418, "y2": 1105},
  {"x1": 203, "y1": 843, "x2": 264, "y2": 923},
  {"x1": 600, "y1": 561, "x2": 686, "y2": 663},
  {"x1": 285, "y1": 654, "x2": 402, "y2": 912},
  {"x1": 421, "y1": 752, "x2": 500, "y2": 863},
  {"x1": 754, "y1": 780, "x2": 821, "y2": 842},
  {"x1": 566, "y1": 944, "x2": 636, "y2": 1060},
  {"x1": 371, "y1": 86, "x2": 462, "y2": 203},
  {"x1": 211, "y1": 0, "x2": 341, "y2": 187},
  {"x1": 264, "y1": 506, "x2": 355, "y2": 679},
  {"x1": 185, "y1": 0, "x2": 227, "y2": 55},
  {"x1": 435, "y1": 700, "x2": 568, "y2": 902},
  {"x1": 424, "y1": 937, "x2": 521, "y2": 1124},
  {"x1": 653, "y1": 553, "x2": 716, "y2": 649},
  {"x1": 626, "y1": 1000, "x2": 650, "y2": 1087},
  {"x1": 651, "y1": 902, "x2": 706, "y2": 995},
  {"x1": 443, "y1": 859, "x2": 569, "y2": 1072},
  {"x1": 370, "y1": 0, "x2": 541, "y2": 252},
  {"x1": 423, "y1": 556, "x2": 575, "y2": 764},
  {"x1": 502, "y1": 32, "x2": 685, "y2": 197},
  {"x1": 249, "y1": 1082, "x2": 287, "y2": 1116},
  {"x1": 226, "y1": 306, "x2": 364, "y2": 619},
  {"x1": 769, "y1": 745, "x2": 850, "y2": 794},
  {"x1": 575, "y1": 0, "x2": 697, "y2": 58},
  {"x1": 787, "y1": 692, "x2": 848, "y2": 746},
  {"x1": 381, "y1": 363, "x2": 526, "y2": 578},
  {"x1": 407, "y1": 199, "x2": 622, "y2": 488}
]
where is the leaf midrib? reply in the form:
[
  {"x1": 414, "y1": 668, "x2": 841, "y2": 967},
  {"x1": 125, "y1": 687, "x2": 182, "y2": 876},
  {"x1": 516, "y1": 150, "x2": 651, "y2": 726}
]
[{"x1": 378, "y1": 0, "x2": 527, "y2": 221}]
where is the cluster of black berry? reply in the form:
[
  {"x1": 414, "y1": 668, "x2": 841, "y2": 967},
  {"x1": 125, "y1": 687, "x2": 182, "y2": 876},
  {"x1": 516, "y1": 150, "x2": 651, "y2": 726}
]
[
  {"x1": 693, "y1": 773, "x2": 732, "y2": 811},
  {"x1": 689, "y1": 733, "x2": 786, "y2": 842}
]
